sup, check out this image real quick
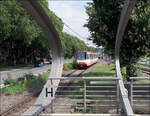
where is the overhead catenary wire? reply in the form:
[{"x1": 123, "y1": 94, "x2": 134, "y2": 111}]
[{"x1": 63, "y1": 22, "x2": 86, "y2": 40}]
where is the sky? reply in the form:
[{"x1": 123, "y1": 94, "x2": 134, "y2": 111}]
[{"x1": 48, "y1": 0, "x2": 96, "y2": 47}]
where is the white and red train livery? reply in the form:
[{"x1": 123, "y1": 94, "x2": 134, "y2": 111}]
[{"x1": 76, "y1": 51, "x2": 98, "y2": 67}]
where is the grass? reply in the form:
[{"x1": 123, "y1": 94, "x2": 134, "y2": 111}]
[
  {"x1": 84, "y1": 64, "x2": 149, "y2": 82},
  {"x1": 83, "y1": 64, "x2": 116, "y2": 77},
  {"x1": 2, "y1": 72, "x2": 49, "y2": 95}
]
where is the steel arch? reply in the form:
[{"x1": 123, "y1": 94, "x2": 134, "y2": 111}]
[
  {"x1": 115, "y1": 0, "x2": 136, "y2": 115},
  {"x1": 20, "y1": 0, "x2": 63, "y2": 115}
]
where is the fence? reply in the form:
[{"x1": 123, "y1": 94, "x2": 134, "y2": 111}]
[
  {"x1": 47, "y1": 77, "x2": 119, "y2": 114},
  {"x1": 129, "y1": 77, "x2": 150, "y2": 114}
]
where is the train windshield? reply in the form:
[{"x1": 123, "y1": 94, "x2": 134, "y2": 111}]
[{"x1": 77, "y1": 52, "x2": 86, "y2": 60}]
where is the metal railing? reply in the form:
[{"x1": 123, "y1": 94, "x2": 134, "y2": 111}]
[
  {"x1": 47, "y1": 77, "x2": 119, "y2": 114},
  {"x1": 129, "y1": 77, "x2": 150, "y2": 109}
]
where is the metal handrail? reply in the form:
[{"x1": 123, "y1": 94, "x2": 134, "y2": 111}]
[
  {"x1": 130, "y1": 77, "x2": 150, "y2": 80},
  {"x1": 48, "y1": 77, "x2": 118, "y2": 80}
]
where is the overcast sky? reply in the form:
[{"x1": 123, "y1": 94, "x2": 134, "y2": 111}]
[{"x1": 48, "y1": 0, "x2": 96, "y2": 47}]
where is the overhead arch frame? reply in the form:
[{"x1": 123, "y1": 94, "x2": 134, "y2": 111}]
[
  {"x1": 20, "y1": 0, "x2": 63, "y2": 115},
  {"x1": 115, "y1": 0, "x2": 136, "y2": 115}
]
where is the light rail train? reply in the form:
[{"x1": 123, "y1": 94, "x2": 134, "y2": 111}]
[{"x1": 76, "y1": 51, "x2": 98, "y2": 68}]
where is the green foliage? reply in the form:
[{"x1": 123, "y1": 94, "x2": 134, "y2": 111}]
[
  {"x1": 85, "y1": 0, "x2": 150, "y2": 78},
  {"x1": 0, "y1": 0, "x2": 88, "y2": 66},
  {"x1": 2, "y1": 72, "x2": 49, "y2": 95},
  {"x1": 62, "y1": 32, "x2": 88, "y2": 58},
  {"x1": 126, "y1": 65, "x2": 138, "y2": 81},
  {"x1": 63, "y1": 63, "x2": 73, "y2": 71}
]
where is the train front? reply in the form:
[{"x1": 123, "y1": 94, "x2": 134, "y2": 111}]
[{"x1": 76, "y1": 51, "x2": 88, "y2": 68}]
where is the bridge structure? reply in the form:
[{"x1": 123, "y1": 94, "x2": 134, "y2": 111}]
[{"x1": 17, "y1": 0, "x2": 149, "y2": 116}]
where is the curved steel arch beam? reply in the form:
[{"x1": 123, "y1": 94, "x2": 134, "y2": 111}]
[
  {"x1": 20, "y1": 0, "x2": 63, "y2": 115},
  {"x1": 115, "y1": 0, "x2": 136, "y2": 115}
]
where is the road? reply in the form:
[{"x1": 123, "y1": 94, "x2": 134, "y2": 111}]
[{"x1": 0, "y1": 59, "x2": 73, "y2": 85}]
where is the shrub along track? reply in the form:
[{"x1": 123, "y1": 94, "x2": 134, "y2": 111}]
[{"x1": 0, "y1": 60, "x2": 103, "y2": 116}]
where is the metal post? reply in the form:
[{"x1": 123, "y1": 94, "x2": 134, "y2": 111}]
[
  {"x1": 84, "y1": 80, "x2": 86, "y2": 113},
  {"x1": 116, "y1": 79, "x2": 120, "y2": 114},
  {"x1": 130, "y1": 79, "x2": 133, "y2": 107},
  {"x1": 0, "y1": 72, "x2": 1, "y2": 115},
  {"x1": 50, "y1": 79, "x2": 53, "y2": 113}
]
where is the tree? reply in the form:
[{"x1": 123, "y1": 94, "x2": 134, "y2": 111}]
[
  {"x1": 0, "y1": 0, "x2": 88, "y2": 65},
  {"x1": 62, "y1": 32, "x2": 88, "y2": 58},
  {"x1": 85, "y1": 0, "x2": 150, "y2": 80}
]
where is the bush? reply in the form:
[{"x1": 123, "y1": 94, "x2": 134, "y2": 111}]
[
  {"x1": 2, "y1": 72, "x2": 49, "y2": 94},
  {"x1": 72, "y1": 59, "x2": 77, "y2": 69},
  {"x1": 63, "y1": 63, "x2": 73, "y2": 71}
]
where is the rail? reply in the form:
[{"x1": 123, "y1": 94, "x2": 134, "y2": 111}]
[
  {"x1": 48, "y1": 77, "x2": 118, "y2": 80},
  {"x1": 129, "y1": 77, "x2": 150, "y2": 108},
  {"x1": 130, "y1": 77, "x2": 150, "y2": 80}
]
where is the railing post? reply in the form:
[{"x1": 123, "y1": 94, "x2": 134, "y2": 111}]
[
  {"x1": 84, "y1": 80, "x2": 86, "y2": 113},
  {"x1": 116, "y1": 79, "x2": 120, "y2": 114},
  {"x1": 130, "y1": 78, "x2": 133, "y2": 107},
  {"x1": 50, "y1": 78, "x2": 53, "y2": 113}
]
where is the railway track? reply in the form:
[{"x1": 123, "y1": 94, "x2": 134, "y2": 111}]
[
  {"x1": 1, "y1": 96, "x2": 35, "y2": 116},
  {"x1": 0, "y1": 63, "x2": 97, "y2": 116},
  {"x1": 0, "y1": 85, "x2": 43, "y2": 116}
]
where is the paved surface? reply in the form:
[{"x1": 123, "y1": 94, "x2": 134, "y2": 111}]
[{"x1": 0, "y1": 59, "x2": 73, "y2": 85}]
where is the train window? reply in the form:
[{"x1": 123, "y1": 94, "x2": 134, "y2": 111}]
[
  {"x1": 91, "y1": 54, "x2": 93, "y2": 59},
  {"x1": 77, "y1": 52, "x2": 86, "y2": 60},
  {"x1": 89, "y1": 54, "x2": 91, "y2": 59},
  {"x1": 86, "y1": 54, "x2": 90, "y2": 59}
]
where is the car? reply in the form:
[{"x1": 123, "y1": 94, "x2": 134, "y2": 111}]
[{"x1": 34, "y1": 61, "x2": 44, "y2": 67}]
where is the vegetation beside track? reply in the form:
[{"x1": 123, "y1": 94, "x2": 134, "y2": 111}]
[
  {"x1": 2, "y1": 72, "x2": 49, "y2": 95},
  {"x1": 85, "y1": 64, "x2": 149, "y2": 81},
  {"x1": 63, "y1": 60, "x2": 76, "y2": 71},
  {"x1": 63, "y1": 63, "x2": 74, "y2": 71},
  {"x1": 2, "y1": 62, "x2": 75, "y2": 95},
  {"x1": 83, "y1": 64, "x2": 116, "y2": 77},
  {"x1": 84, "y1": 64, "x2": 148, "y2": 81}
]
